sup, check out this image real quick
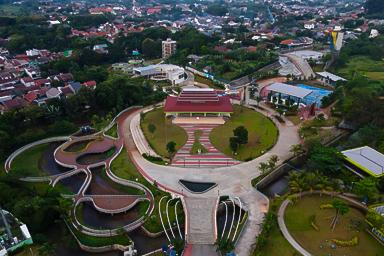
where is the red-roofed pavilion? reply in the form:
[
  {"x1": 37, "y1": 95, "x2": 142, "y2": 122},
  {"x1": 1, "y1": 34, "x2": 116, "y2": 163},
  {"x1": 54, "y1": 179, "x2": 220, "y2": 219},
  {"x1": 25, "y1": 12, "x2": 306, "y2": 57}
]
[{"x1": 164, "y1": 88, "x2": 233, "y2": 117}]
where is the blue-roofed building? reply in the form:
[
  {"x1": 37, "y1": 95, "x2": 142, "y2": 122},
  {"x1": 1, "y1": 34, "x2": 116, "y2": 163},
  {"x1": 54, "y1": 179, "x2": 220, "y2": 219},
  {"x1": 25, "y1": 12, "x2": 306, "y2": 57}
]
[
  {"x1": 266, "y1": 82, "x2": 332, "y2": 107},
  {"x1": 69, "y1": 82, "x2": 82, "y2": 93}
]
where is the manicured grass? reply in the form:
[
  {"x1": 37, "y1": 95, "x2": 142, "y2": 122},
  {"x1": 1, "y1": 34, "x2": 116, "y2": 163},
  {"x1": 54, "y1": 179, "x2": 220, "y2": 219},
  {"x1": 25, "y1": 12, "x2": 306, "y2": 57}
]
[
  {"x1": 285, "y1": 195, "x2": 384, "y2": 256},
  {"x1": 336, "y1": 56, "x2": 384, "y2": 80},
  {"x1": 11, "y1": 144, "x2": 50, "y2": 177},
  {"x1": 190, "y1": 130, "x2": 208, "y2": 155},
  {"x1": 105, "y1": 123, "x2": 118, "y2": 138},
  {"x1": 69, "y1": 222, "x2": 131, "y2": 247},
  {"x1": 140, "y1": 108, "x2": 187, "y2": 158},
  {"x1": 110, "y1": 149, "x2": 184, "y2": 233},
  {"x1": 64, "y1": 139, "x2": 93, "y2": 153},
  {"x1": 210, "y1": 105, "x2": 278, "y2": 161},
  {"x1": 194, "y1": 75, "x2": 224, "y2": 90}
]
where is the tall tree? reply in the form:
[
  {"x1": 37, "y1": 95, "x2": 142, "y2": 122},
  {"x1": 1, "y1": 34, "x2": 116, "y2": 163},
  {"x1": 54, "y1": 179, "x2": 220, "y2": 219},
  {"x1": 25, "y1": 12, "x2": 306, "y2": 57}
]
[
  {"x1": 353, "y1": 177, "x2": 378, "y2": 200},
  {"x1": 233, "y1": 126, "x2": 248, "y2": 145}
]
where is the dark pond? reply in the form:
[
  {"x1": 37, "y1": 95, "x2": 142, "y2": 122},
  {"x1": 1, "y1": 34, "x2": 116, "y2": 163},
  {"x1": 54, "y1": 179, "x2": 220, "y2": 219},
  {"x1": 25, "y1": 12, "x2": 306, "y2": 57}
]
[
  {"x1": 179, "y1": 179, "x2": 216, "y2": 193},
  {"x1": 58, "y1": 172, "x2": 87, "y2": 194},
  {"x1": 76, "y1": 147, "x2": 116, "y2": 165},
  {"x1": 79, "y1": 202, "x2": 142, "y2": 230},
  {"x1": 40, "y1": 142, "x2": 72, "y2": 175}
]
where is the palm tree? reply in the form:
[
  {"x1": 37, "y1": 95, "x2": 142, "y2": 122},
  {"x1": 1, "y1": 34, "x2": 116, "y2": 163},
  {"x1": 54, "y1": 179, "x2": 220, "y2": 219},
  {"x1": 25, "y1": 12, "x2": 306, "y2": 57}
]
[
  {"x1": 215, "y1": 238, "x2": 234, "y2": 254},
  {"x1": 315, "y1": 174, "x2": 331, "y2": 196},
  {"x1": 290, "y1": 144, "x2": 305, "y2": 157},
  {"x1": 304, "y1": 172, "x2": 318, "y2": 194},
  {"x1": 330, "y1": 199, "x2": 350, "y2": 231},
  {"x1": 259, "y1": 162, "x2": 270, "y2": 175},
  {"x1": 289, "y1": 172, "x2": 306, "y2": 196}
]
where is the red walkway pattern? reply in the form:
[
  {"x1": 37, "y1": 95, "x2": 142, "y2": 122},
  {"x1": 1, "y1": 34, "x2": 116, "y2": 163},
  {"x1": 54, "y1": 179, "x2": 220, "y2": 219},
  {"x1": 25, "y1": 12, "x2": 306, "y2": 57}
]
[{"x1": 172, "y1": 124, "x2": 241, "y2": 168}]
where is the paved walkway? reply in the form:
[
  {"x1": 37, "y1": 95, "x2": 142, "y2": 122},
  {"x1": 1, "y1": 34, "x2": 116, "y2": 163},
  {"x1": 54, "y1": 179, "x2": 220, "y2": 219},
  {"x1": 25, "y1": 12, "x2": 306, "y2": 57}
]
[
  {"x1": 278, "y1": 199, "x2": 312, "y2": 256},
  {"x1": 172, "y1": 124, "x2": 241, "y2": 168},
  {"x1": 119, "y1": 101, "x2": 300, "y2": 255}
]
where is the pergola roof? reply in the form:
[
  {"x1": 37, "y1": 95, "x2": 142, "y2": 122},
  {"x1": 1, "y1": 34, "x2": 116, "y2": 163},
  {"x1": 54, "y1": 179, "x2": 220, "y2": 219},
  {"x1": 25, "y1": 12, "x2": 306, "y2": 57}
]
[
  {"x1": 342, "y1": 146, "x2": 384, "y2": 177},
  {"x1": 268, "y1": 83, "x2": 313, "y2": 99}
]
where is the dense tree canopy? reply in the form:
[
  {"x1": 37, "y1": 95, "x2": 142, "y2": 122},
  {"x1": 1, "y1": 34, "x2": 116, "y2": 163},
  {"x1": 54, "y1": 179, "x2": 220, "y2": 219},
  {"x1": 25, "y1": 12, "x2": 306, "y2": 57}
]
[
  {"x1": 365, "y1": 0, "x2": 384, "y2": 15},
  {"x1": 206, "y1": 4, "x2": 228, "y2": 16}
]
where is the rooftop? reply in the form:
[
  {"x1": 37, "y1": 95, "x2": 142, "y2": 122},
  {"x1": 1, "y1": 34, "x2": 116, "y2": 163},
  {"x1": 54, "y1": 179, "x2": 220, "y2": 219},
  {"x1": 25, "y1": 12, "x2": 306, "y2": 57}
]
[
  {"x1": 164, "y1": 88, "x2": 233, "y2": 113},
  {"x1": 267, "y1": 82, "x2": 313, "y2": 99},
  {"x1": 317, "y1": 71, "x2": 347, "y2": 82},
  {"x1": 342, "y1": 146, "x2": 384, "y2": 177}
]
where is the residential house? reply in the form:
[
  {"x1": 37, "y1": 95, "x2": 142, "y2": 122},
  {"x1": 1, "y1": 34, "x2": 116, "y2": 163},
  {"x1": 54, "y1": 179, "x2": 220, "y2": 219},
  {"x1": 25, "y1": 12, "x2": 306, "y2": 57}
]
[{"x1": 21, "y1": 77, "x2": 35, "y2": 87}]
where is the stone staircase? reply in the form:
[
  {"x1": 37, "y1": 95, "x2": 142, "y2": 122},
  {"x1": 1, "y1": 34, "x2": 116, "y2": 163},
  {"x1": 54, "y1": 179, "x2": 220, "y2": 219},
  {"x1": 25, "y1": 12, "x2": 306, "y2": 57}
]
[
  {"x1": 172, "y1": 124, "x2": 241, "y2": 168},
  {"x1": 185, "y1": 197, "x2": 218, "y2": 245}
]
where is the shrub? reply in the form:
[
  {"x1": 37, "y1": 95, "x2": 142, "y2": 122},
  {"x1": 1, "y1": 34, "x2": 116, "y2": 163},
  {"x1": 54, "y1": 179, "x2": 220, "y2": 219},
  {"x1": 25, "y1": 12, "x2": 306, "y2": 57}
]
[
  {"x1": 320, "y1": 204, "x2": 334, "y2": 209},
  {"x1": 332, "y1": 236, "x2": 359, "y2": 247}
]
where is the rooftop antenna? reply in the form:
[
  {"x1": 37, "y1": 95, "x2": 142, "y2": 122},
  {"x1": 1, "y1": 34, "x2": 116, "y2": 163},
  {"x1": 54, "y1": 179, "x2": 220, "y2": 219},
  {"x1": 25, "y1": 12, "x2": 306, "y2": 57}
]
[{"x1": 0, "y1": 205, "x2": 13, "y2": 241}]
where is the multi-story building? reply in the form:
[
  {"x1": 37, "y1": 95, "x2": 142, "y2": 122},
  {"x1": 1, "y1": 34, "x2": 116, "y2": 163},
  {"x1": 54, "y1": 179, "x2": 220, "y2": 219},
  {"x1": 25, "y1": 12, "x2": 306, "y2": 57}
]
[{"x1": 162, "y1": 38, "x2": 177, "y2": 59}]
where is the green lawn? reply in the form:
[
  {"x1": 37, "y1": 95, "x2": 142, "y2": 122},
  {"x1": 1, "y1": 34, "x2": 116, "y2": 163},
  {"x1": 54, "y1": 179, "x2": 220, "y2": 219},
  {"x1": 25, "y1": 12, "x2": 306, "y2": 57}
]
[
  {"x1": 191, "y1": 130, "x2": 208, "y2": 155},
  {"x1": 210, "y1": 105, "x2": 278, "y2": 161},
  {"x1": 194, "y1": 75, "x2": 224, "y2": 90},
  {"x1": 11, "y1": 144, "x2": 50, "y2": 177},
  {"x1": 337, "y1": 56, "x2": 384, "y2": 80},
  {"x1": 105, "y1": 123, "x2": 118, "y2": 138},
  {"x1": 110, "y1": 149, "x2": 184, "y2": 233},
  {"x1": 140, "y1": 108, "x2": 187, "y2": 158},
  {"x1": 69, "y1": 222, "x2": 131, "y2": 247},
  {"x1": 285, "y1": 195, "x2": 384, "y2": 256}
]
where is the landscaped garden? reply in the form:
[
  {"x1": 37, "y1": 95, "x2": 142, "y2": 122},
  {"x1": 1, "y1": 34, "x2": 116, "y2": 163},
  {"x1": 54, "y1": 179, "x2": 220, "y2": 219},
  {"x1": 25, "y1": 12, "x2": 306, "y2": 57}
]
[
  {"x1": 210, "y1": 105, "x2": 278, "y2": 161},
  {"x1": 285, "y1": 195, "x2": 384, "y2": 256},
  {"x1": 140, "y1": 107, "x2": 187, "y2": 158},
  {"x1": 110, "y1": 149, "x2": 184, "y2": 233}
]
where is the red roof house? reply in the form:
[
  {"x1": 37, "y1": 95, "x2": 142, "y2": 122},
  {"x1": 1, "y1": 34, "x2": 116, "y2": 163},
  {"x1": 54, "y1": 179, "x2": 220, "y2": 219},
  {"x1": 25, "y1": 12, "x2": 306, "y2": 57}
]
[{"x1": 83, "y1": 80, "x2": 97, "y2": 88}]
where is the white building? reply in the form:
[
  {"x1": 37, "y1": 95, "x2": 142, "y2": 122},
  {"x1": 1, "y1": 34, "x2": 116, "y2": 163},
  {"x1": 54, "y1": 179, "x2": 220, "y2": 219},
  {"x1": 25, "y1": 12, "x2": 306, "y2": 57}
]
[
  {"x1": 369, "y1": 29, "x2": 379, "y2": 39},
  {"x1": 133, "y1": 64, "x2": 185, "y2": 85},
  {"x1": 304, "y1": 22, "x2": 315, "y2": 30},
  {"x1": 290, "y1": 50, "x2": 324, "y2": 62},
  {"x1": 162, "y1": 38, "x2": 177, "y2": 59},
  {"x1": 316, "y1": 71, "x2": 347, "y2": 86}
]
